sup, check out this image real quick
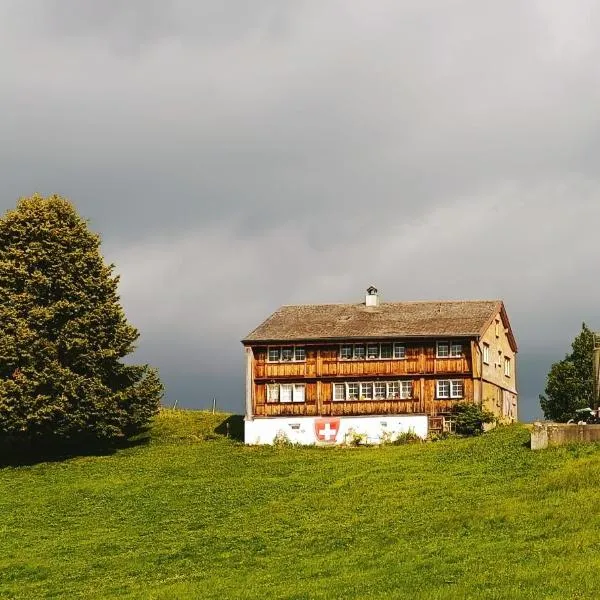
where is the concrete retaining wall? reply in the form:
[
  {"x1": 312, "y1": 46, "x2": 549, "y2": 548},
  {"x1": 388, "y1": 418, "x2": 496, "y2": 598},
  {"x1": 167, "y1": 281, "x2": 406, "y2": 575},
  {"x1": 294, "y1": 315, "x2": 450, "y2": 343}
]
[{"x1": 531, "y1": 422, "x2": 600, "y2": 450}]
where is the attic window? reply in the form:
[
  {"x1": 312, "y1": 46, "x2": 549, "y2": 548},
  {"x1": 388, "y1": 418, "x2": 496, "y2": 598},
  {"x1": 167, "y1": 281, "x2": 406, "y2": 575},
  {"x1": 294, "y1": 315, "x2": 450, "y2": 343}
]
[
  {"x1": 436, "y1": 341, "x2": 462, "y2": 358},
  {"x1": 353, "y1": 345, "x2": 366, "y2": 360},
  {"x1": 340, "y1": 345, "x2": 353, "y2": 360},
  {"x1": 393, "y1": 344, "x2": 405, "y2": 359},
  {"x1": 267, "y1": 346, "x2": 306, "y2": 363},
  {"x1": 450, "y1": 342, "x2": 462, "y2": 357},
  {"x1": 339, "y1": 342, "x2": 405, "y2": 360},
  {"x1": 436, "y1": 342, "x2": 449, "y2": 358}
]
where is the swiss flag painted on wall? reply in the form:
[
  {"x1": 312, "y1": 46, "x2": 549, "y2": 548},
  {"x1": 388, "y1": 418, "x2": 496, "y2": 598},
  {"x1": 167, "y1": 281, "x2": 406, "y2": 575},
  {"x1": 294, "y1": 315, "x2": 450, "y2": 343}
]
[{"x1": 314, "y1": 418, "x2": 340, "y2": 443}]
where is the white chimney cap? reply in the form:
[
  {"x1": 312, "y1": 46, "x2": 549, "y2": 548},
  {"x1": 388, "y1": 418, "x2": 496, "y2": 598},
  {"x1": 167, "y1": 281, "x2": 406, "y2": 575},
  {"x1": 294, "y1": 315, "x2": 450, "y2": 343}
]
[{"x1": 365, "y1": 286, "x2": 379, "y2": 307}]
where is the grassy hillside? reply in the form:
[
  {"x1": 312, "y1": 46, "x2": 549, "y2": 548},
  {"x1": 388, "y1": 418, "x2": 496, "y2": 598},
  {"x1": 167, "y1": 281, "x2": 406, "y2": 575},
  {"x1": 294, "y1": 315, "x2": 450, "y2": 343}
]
[{"x1": 1, "y1": 410, "x2": 600, "y2": 599}]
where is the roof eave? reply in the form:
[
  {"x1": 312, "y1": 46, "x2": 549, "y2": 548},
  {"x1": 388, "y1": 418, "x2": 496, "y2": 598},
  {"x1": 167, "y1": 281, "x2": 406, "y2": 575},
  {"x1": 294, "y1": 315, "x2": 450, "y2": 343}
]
[{"x1": 242, "y1": 333, "x2": 481, "y2": 345}]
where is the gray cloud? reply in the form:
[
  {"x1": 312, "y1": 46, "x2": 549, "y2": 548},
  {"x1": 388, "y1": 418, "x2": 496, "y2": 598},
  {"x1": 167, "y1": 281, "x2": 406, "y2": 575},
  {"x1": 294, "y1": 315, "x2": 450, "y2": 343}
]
[{"x1": 1, "y1": 0, "x2": 600, "y2": 419}]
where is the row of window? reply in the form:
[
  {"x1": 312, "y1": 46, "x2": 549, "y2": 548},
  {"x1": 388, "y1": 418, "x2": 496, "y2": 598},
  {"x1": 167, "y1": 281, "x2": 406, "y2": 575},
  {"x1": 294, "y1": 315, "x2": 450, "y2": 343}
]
[
  {"x1": 340, "y1": 343, "x2": 406, "y2": 360},
  {"x1": 264, "y1": 379, "x2": 465, "y2": 403},
  {"x1": 335, "y1": 380, "x2": 464, "y2": 401},
  {"x1": 436, "y1": 379, "x2": 464, "y2": 399},
  {"x1": 266, "y1": 383, "x2": 306, "y2": 403},
  {"x1": 333, "y1": 381, "x2": 412, "y2": 401},
  {"x1": 268, "y1": 346, "x2": 306, "y2": 362},
  {"x1": 341, "y1": 341, "x2": 463, "y2": 360},
  {"x1": 266, "y1": 341, "x2": 465, "y2": 363},
  {"x1": 436, "y1": 342, "x2": 463, "y2": 358},
  {"x1": 482, "y1": 344, "x2": 512, "y2": 377}
]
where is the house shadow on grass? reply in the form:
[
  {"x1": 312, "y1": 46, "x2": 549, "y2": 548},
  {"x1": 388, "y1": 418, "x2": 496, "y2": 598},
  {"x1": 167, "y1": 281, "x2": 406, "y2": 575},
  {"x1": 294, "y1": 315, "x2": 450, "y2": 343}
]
[
  {"x1": 0, "y1": 435, "x2": 151, "y2": 469},
  {"x1": 214, "y1": 415, "x2": 244, "y2": 442}
]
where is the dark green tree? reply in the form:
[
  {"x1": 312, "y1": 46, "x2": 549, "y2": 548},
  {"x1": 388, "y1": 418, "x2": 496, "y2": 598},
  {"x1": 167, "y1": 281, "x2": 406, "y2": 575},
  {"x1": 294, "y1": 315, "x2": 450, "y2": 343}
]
[
  {"x1": 0, "y1": 194, "x2": 163, "y2": 446},
  {"x1": 539, "y1": 323, "x2": 595, "y2": 422}
]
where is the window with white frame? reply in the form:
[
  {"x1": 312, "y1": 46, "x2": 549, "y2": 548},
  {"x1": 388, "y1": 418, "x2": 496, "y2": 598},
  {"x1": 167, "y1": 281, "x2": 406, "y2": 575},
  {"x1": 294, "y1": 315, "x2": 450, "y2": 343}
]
[
  {"x1": 293, "y1": 383, "x2": 305, "y2": 402},
  {"x1": 504, "y1": 357, "x2": 511, "y2": 377},
  {"x1": 381, "y1": 344, "x2": 393, "y2": 359},
  {"x1": 436, "y1": 380, "x2": 450, "y2": 398},
  {"x1": 451, "y1": 380, "x2": 463, "y2": 398},
  {"x1": 400, "y1": 381, "x2": 412, "y2": 399},
  {"x1": 333, "y1": 383, "x2": 346, "y2": 401},
  {"x1": 360, "y1": 382, "x2": 373, "y2": 400},
  {"x1": 374, "y1": 382, "x2": 387, "y2": 399},
  {"x1": 483, "y1": 343, "x2": 490, "y2": 365},
  {"x1": 436, "y1": 379, "x2": 464, "y2": 399},
  {"x1": 340, "y1": 345, "x2": 353, "y2": 360},
  {"x1": 267, "y1": 346, "x2": 306, "y2": 362},
  {"x1": 437, "y1": 341, "x2": 462, "y2": 358},
  {"x1": 347, "y1": 382, "x2": 359, "y2": 399},
  {"x1": 280, "y1": 384, "x2": 293, "y2": 403},
  {"x1": 267, "y1": 384, "x2": 280, "y2": 403},
  {"x1": 393, "y1": 343, "x2": 406, "y2": 359},
  {"x1": 450, "y1": 342, "x2": 462, "y2": 357},
  {"x1": 332, "y1": 381, "x2": 412, "y2": 401},
  {"x1": 367, "y1": 344, "x2": 379, "y2": 359},
  {"x1": 281, "y1": 347, "x2": 294, "y2": 362},
  {"x1": 339, "y1": 342, "x2": 407, "y2": 360},
  {"x1": 353, "y1": 345, "x2": 366, "y2": 360},
  {"x1": 436, "y1": 342, "x2": 449, "y2": 358},
  {"x1": 266, "y1": 383, "x2": 305, "y2": 403}
]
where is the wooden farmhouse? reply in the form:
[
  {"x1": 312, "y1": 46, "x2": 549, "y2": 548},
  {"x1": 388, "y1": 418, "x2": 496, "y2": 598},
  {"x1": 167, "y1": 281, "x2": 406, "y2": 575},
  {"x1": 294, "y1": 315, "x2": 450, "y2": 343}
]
[{"x1": 242, "y1": 287, "x2": 518, "y2": 445}]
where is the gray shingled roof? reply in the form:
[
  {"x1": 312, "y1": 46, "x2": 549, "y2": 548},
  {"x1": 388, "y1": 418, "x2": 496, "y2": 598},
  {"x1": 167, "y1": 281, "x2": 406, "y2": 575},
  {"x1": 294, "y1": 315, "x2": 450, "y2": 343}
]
[{"x1": 242, "y1": 300, "x2": 504, "y2": 343}]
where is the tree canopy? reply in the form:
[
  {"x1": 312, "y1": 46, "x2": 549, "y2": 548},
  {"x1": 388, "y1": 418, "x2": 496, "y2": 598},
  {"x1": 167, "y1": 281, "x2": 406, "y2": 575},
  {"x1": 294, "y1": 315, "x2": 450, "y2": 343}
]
[
  {"x1": 539, "y1": 323, "x2": 595, "y2": 422},
  {"x1": 0, "y1": 194, "x2": 162, "y2": 446}
]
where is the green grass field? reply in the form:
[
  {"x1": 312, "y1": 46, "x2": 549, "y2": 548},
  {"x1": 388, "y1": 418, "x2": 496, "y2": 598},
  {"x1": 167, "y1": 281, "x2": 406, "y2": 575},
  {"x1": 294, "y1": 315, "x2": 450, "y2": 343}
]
[{"x1": 1, "y1": 410, "x2": 600, "y2": 599}]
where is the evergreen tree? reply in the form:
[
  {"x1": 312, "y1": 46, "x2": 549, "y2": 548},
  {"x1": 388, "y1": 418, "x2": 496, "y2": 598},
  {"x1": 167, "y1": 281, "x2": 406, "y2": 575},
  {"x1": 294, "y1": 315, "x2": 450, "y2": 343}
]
[
  {"x1": 539, "y1": 323, "x2": 595, "y2": 421},
  {"x1": 0, "y1": 194, "x2": 163, "y2": 445}
]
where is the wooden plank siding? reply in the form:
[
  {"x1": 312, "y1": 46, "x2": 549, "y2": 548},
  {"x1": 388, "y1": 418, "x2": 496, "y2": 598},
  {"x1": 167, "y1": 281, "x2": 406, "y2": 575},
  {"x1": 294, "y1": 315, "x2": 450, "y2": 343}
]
[
  {"x1": 253, "y1": 379, "x2": 474, "y2": 417},
  {"x1": 251, "y1": 338, "x2": 475, "y2": 418},
  {"x1": 253, "y1": 341, "x2": 471, "y2": 380}
]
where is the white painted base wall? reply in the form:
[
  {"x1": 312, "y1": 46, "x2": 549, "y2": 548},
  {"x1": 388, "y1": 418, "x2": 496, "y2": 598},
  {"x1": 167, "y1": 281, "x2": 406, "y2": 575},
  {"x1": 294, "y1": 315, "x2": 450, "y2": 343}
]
[{"x1": 244, "y1": 415, "x2": 428, "y2": 445}]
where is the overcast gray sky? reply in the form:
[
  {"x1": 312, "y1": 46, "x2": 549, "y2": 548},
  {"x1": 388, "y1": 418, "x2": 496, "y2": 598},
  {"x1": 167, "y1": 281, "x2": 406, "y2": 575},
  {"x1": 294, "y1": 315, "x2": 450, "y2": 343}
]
[{"x1": 1, "y1": 0, "x2": 599, "y2": 420}]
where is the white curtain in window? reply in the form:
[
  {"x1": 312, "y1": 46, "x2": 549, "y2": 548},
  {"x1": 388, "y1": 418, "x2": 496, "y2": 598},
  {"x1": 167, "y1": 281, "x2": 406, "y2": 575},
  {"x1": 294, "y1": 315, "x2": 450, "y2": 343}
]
[
  {"x1": 293, "y1": 384, "x2": 305, "y2": 403},
  {"x1": 267, "y1": 385, "x2": 279, "y2": 403},
  {"x1": 280, "y1": 384, "x2": 293, "y2": 403}
]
